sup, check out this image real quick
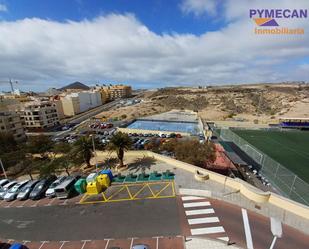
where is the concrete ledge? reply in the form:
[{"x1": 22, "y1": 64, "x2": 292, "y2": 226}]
[{"x1": 194, "y1": 170, "x2": 209, "y2": 181}]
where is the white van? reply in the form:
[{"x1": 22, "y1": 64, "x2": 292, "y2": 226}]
[{"x1": 54, "y1": 176, "x2": 79, "y2": 199}]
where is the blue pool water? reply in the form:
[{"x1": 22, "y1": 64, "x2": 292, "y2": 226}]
[{"x1": 127, "y1": 120, "x2": 200, "y2": 135}]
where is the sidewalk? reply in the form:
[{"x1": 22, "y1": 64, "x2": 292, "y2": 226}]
[{"x1": 185, "y1": 237, "x2": 241, "y2": 249}]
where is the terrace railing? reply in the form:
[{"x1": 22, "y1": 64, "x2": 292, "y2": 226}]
[{"x1": 218, "y1": 128, "x2": 309, "y2": 206}]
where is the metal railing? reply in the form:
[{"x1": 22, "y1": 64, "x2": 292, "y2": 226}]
[{"x1": 218, "y1": 128, "x2": 309, "y2": 206}]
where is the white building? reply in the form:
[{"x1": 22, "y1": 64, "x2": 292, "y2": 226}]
[{"x1": 61, "y1": 91, "x2": 102, "y2": 117}]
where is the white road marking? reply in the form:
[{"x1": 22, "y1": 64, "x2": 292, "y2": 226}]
[
  {"x1": 7, "y1": 199, "x2": 18, "y2": 207},
  {"x1": 31, "y1": 199, "x2": 41, "y2": 207},
  {"x1": 22, "y1": 240, "x2": 31, "y2": 245},
  {"x1": 130, "y1": 238, "x2": 134, "y2": 248},
  {"x1": 20, "y1": 198, "x2": 30, "y2": 207},
  {"x1": 217, "y1": 237, "x2": 229, "y2": 242},
  {"x1": 81, "y1": 240, "x2": 91, "y2": 249},
  {"x1": 60, "y1": 199, "x2": 68, "y2": 205},
  {"x1": 104, "y1": 239, "x2": 110, "y2": 249},
  {"x1": 241, "y1": 208, "x2": 254, "y2": 249},
  {"x1": 182, "y1": 196, "x2": 204, "y2": 201},
  {"x1": 183, "y1": 201, "x2": 211, "y2": 208},
  {"x1": 191, "y1": 226, "x2": 225, "y2": 235},
  {"x1": 188, "y1": 217, "x2": 219, "y2": 225},
  {"x1": 156, "y1": 237, "x2": 159, "y2": 249},
  {"x1": 38, "y1": 241, "x2": 49, "y2": 249},
  {"x1": 59, "y1": 241, "x2": 69, "y2": 249},
  {"x1": 185, "y1": 208, "x2": 215, "y2": 216},
  {"x1": 46, "y1": 198, "x2": 56, "y2": 206}
]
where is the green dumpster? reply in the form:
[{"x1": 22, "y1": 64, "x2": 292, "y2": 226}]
[
  {"x1": 125, "y1": 173, "x2": 138, "y2": 182},
  {"x1": 74, "y1": 178, "x2": 87, "y2": 194},
  {"x1": 113, "y1": 173, "x2": 126, "y2": 183},
  {"x1": 137, "y1": 172, "x2": 150, "y2": 182},
  {"x1": 162, "y1": 170, "x2": 175, "y2": 180},
  {"x1": 149, "y1": 171, "x2": 162, "y2": 181}
]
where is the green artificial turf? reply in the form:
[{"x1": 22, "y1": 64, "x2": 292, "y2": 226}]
[{"x1": 233, "y1": 129, "x2": 309, "y2": 184}]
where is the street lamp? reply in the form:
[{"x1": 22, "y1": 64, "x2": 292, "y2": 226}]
[
  {"x1": 269, "y1": 217, "x2": 282, "y2": 249},
  {"x1": 90, "y1": 135, "x2": 98, "y2": 173},
  {"x1": 0, "y1": 158, "x2": 7, "y2": 179}
]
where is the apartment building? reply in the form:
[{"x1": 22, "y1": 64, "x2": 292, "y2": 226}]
[
  {"x1": 102, "y1": 85, "x2": 132, "y2": 100},
  {"x1": 22, "y1": 102, "x2": 59, "y2": 131},
  {"x1": 61, "y1": 91, "x2": 102, "y2": 117},
  {"x1": 0, "y1": 111, "x2": 26, "y2": 141},
  {"x1": 93, "y1": 84, "x2": 132, "y2": 103}
]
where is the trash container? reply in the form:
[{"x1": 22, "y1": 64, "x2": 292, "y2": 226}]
[
  {"x1": 86, "y1": 180, "x2": 103, "y2": 195},
  {"x1": 86, "y1": 172, "x2": 98, "y2": 183},
  {"x1": 74, "y1": 178, "x2": 87, "y2": 194},
  {"x1": 97, "y1": 174, "x2": 111, "y2": 188},
  {"x1": 100, "y1": 169, "x2": 113, "y2": 181}
]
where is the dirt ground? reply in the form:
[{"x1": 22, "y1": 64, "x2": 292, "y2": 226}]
[{"x1": 94, "y1": 83, "x2": 309, "y2": 124}]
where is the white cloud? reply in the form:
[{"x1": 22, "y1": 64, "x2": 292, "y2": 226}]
[
  {"x1": 0, "y1": 0, "x2": 309, "y2": 91},
  {"x1": 180, "y1": 0, "x2": 218, "y2": 16},
  {"x1": 0, "y1": 4, "x2": 7, "y2": 12}
]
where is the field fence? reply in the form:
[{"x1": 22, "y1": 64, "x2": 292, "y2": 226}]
[{"x1": 218, "y1": 128, "x2": 309, "y2": 206}]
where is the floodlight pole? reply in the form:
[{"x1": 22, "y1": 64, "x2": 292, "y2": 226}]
[
  {"x1": 0, "y1": 158, "x2": 7, "y2": 179},
  {"x1": 91, "y1": 135, "x2": 98, "y2": 173},
  {"x1": 269, "y1": 236, "x2": 277, "y2": 249}
]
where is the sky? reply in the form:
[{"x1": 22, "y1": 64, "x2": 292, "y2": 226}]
[{"x1": 0, "y1": 0, "x2": 308, "y2": 92}]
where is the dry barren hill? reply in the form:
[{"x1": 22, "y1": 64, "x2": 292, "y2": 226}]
[{"x1": 97, "y1": 83, "x2": 309, "y2": 123}]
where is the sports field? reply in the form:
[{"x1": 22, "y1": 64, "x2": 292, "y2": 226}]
[{"x1": 233, "y1": 129, "x2": 309, "y2": 184}]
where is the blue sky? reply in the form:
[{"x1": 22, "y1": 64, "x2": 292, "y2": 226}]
[
  {"x1": 0, "y1": 0, "x2": 308, "y2": 92},
  {"x1": 1, "y1": 0, "x2": 223, "y2": 35}
]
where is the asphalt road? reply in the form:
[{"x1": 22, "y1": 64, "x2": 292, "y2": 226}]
[
  {"x1": 0, "y1": 198, "x2": 181, "y2": 241},
  {"x1": 211, "y1": 199, "x2": 309, "y2": 249}
]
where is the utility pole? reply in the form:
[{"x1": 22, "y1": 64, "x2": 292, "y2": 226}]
[
  {"x1": 269, "y1": 217, "x2": 282, "y2": 249},
  {"x1": 90, "y1": 135, "x2": 98, "y2": 173},
  {"x1": 0, "y1": 158, "x2": 7, "y2": 179}
]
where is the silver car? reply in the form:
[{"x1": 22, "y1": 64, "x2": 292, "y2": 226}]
[
  {"x1": 0, "y1": 179, "x2": 9, "y2": 188},
  {"x1": 4, "y1": 180, "x2": 29, "y2": 201},
  {"x1": 0, "y1": 181, "x2": 17, "y2": 199},
  {"x1": 45, "y1": 176, "x2": 67, "y2": 198},
  {"x1": 17, "y1": 180, "x2": 40, "y2": 200}
]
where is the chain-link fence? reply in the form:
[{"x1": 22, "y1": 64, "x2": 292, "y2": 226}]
[{"x1": 218, "y1": 128, "x2": 309, "y2": 206}]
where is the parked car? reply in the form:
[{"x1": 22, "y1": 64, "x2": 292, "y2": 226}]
[
  {"x1": 4, "y1": 180, "x2": 29, "y2": 201},
  {"x1": 9, "y1": 243, "x2": 29, "y2": 249},
  {"x1": 17, "y1": 180, "x2": 40, "y2": 201},
  {"x1": 0, "y1": 181, "x2": 17, "y2": 199},
  {"x1": 45, "y1": 176, "x2": 67, "y2": 198},
  {"x1": 170, "y1": 133, "x2": 177, "y2": 138},
  {"x1": 54, "y1": 175, "x2": 80, "y2": 199},
  {"x1": 0, "y1": 178, "x2": 9, "y2": 188},
  {"x1": 29, "y1": 176, "x2": 57, "y2": 200},
  {"x1": 132, "y1": 245, "x2": 150, "y2": 249},
  {"x1": 141, "y1": 139, "x2": 150, "y2": 145}
]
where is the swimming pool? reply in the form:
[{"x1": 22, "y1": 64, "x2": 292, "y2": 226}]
[{"x1": 127, "y1": 120, "x2": 200, "y2": 135}]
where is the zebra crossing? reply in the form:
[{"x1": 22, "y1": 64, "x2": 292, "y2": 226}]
[{"x1": 181, "y1": 196, "x2": 229, "y2": 242}]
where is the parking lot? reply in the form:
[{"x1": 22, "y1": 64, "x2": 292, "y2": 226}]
[
  {"x1": 2, "y1": 236, "x2": 184, "y2": 249},
  {"x1": 0, "y1": 194, "x2": 82, "y2": 208}
]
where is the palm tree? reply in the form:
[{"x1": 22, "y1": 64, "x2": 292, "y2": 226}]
[
  {"x1": 71, "y1": 136, "x2": 93, "y2": 167},
  {"x1": 108, "y1": 132, "x2": 132, "y2": 168}
]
